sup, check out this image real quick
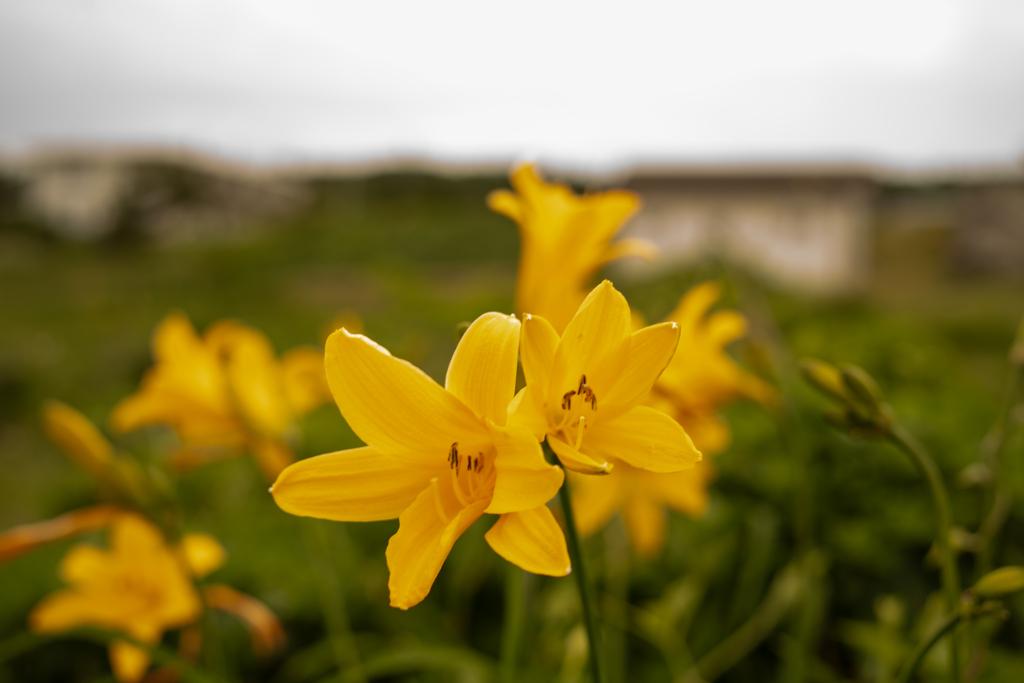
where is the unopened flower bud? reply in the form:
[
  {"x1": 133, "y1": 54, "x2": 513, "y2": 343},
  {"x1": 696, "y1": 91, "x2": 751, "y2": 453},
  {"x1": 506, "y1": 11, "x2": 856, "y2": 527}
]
[
  {"x1": 839, "y1": 364, "x2": 883, "y2": 414},
  {"x1": 800, "y1": 359, "x2": 848, "y2": 403},
  {"x1": 974, "y1": 566, "x2": 1024, "y2": 597}
]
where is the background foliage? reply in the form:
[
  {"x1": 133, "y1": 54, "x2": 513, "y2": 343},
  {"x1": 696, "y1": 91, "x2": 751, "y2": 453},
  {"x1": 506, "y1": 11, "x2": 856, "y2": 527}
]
[{"x1": 1, "y1": 171, "x2": 1023, "y2": 682}]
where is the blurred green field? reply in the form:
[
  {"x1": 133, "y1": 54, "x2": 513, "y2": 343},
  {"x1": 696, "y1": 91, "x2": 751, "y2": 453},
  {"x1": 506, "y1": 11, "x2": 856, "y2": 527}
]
[{"x1": 1, "y1": 172, "x2": 1023, "y2": 682}]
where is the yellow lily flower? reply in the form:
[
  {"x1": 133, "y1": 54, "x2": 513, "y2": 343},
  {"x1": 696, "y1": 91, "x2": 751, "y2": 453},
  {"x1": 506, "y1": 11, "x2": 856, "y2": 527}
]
[
  {"x1": 570, "y1": 461, "x2": 713, "y2": 556},
  {"x1": 29, "y1": 514, "x2": 203, "y2": 683},
  {"x1": 110, "y1": 313, "x2": 331, "y2": 480},
  {"x1": 488, "y1": 164, "x2": 657, "y2": 334},
  {"x1": 511, "y1": 280, "x2": 702, "y2": 475},
  {"x1": 271, "y1": 312, "x2": 569, "y2": 610},
  {"x1": 647, "y1": 282, "x2": 776, "y2": 455}
]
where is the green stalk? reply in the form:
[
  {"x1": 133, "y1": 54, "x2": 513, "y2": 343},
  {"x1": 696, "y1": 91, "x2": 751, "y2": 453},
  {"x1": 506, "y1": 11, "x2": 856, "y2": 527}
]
[
  {"x1": 544, "y1": 440, "x2": 607, "y2": 683},
  {"x1": 886, "y1": 424, "x2": 961, "y2": 682},
  {"x1": 499, "y1": 565, "x2": 526, "y2": 683},
  {"x1": 303, "y1": 520, "x2": 365, "y2": 683},
  {"x1": 893, "y1": 612, "x2": 961, "y2": 683}
]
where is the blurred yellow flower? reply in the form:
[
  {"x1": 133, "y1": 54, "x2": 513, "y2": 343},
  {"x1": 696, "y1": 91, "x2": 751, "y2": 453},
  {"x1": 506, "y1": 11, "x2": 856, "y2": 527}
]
[
  {"x1": 510, "y1": 280, "x2": 702, "y2": 476},
  {"x1": 110, "y1": 313, "x2": 331, "y2": 480},
  {"x1": 488, "y1": 164, "x2": 656, "y2": 334},
  {"x1": 29, "y1": 514, "x2": 203, "y2": 683},
  {"x1": 272, "y1": 312, "x2": 569, "y2": 610},
  {"x1": 647, "y1": 281, "x2": 776, "y2": 455},
  {"x1": 570, "y1": 461, "x2": 713, "y2": 556}
]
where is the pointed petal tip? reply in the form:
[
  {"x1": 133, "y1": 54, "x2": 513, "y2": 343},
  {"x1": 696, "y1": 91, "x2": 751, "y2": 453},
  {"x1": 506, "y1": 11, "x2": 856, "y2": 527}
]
[{"x1": 565, "y1": 566, "x2": 572, "y2": 575}]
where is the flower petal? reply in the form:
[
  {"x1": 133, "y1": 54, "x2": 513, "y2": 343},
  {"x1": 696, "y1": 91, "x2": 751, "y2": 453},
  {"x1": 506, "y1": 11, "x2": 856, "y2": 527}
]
[
  {"x1": 41, "y1": 401, "x2": 114, "y2": 476},
  {"x1": 250, "y1": 437, "x2": 295, "y2": 482},
  {"x1": 222, "y1": 327, "x2": 292, "y2": 437},
  {"x1": 569, "y1": 472, "x2": 624, "y2": 538},
  {"x1": 600, "y1": 237, "x2": 659, "y2": 265},
  {"x1": 29, "y1": 589, "x2": 106, "y2": 633},
  {"x1": 109, "y1": 640, "x2": 151, "y2": 683},
  {"x1": 485, "y1": 421, "x2": 563, "y2": 515},
  {"x1": 180, "y1": 533, "x2": 226, "y2": 579},
  {"x1": 280, "y1": 346, "x2": 331, "y2": 417},
  {"x1": 548, "y1": 436, "x2": 612, "y2": 475},
  {"x1": 325, "y1": 329, "x2": 489, "y2": 465},
  {"x1": 385, "y1": 479, "x2": 489, "y2": 609},
  {"x1": 445, "y1": 313, "x2": 520, "y2": 427},
  {"x1": 649, "y1": 464, "x2": 713, "y2": 518},
  {"x1": 623, "y1": 496, "x2": 666, "y2": 557},
  {"x1": 272, "y1": 447, "x2": 437, "y2": 522},
  {"x1": 60, "y1": 545, "x2": 109, "y2": 585},
  {"x1": 585, "y1": 406, "x2": 701, "y2": 473},
  {"x1": 547, "y1": 281, "x2": 632, "y2": 412},
  {"x1": 485, "y1": 505, "x2": 571, "y2": 576},
  {"x1": 506, "y1": 386, "x2": 548, "y2": 440},
  {"x1": 520, "y1": 313, "x2": 560, "y2": 392},
  {"x1": 602, "y1": 322, "x2": 680, "y2": 421}
]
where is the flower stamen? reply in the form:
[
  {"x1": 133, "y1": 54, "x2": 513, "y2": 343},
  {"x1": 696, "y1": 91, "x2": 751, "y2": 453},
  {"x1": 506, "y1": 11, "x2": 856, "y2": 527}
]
[{"x1": 574, "y1": 416, "x2": 586, "y2": 450}]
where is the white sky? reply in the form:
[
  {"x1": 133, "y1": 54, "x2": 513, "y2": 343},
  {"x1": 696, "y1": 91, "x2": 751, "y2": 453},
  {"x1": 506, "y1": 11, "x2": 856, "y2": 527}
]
[{"x1": 2, "y1": 0, "x2": 1023, "y2": 171}]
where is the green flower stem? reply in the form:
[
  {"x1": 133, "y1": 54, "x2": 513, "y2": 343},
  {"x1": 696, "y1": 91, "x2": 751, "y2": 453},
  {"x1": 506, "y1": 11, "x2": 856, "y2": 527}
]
[
  {"x1": 499, "y1": 564, "x2": 526, "y2": 683},
  {"x1": 544, "y1": 439, "x2": 607, "y2": 683},
  {"x1": 893, "y1": 611, "x2": 962, "y2": 683},
  {"x1": 304, "y1": 520, "x2": 365, "y2": 683},
  {"x1": 886, "y1": 424, "x2": 962, "y2": 682}
]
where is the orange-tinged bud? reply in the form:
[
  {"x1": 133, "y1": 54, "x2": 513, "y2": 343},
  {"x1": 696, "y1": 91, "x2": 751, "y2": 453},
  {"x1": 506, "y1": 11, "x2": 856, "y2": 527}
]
[
  {"x1": 0, "y1": 505, "x2": 124, "y2": 563},
  {"x1": 41, "y1": 401, "x2": 114, "y2": 477},
  {"x1": 202, "y1": 584, "x2": 285, "y2": 657}
]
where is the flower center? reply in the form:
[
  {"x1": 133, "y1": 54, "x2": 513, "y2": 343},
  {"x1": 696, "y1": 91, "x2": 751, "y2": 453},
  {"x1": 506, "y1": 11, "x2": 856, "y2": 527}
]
[
  {"x1": 446, "y1": 441, "x2": 496, "y2": 505},
  {"x1": 556, "y1": 374, "x2": 598, "y2": 450}
]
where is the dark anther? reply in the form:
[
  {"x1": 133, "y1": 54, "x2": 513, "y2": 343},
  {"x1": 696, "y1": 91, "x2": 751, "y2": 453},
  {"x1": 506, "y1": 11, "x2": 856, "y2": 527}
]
[
  {"x1": 578, "y1": 375, "x2": 587, "y2": 394},
  {"x1": 448, "y1": 442, "x2": 460, "y2": 473},
  {"x1": 562, "y1": 390, "x2": 576, "y2": 410}
]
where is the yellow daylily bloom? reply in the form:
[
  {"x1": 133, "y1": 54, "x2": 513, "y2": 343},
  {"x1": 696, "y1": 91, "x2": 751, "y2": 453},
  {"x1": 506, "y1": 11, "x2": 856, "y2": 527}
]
[
  {"x1": 29, "y1": 514, "x2": 202, "y2": 683},
  {"x1": 488, "y1": 163, "x2": 656, "y2": 334},
  {"x1": 570, "y1": 462, "x2": 713, "y2": 556},
  {"x1": 272, "y1": 312, "x2": 570, "y2": 610},
  {"x1": 511, "y1": 280, "x2": 702, "y2": 476},
  {"x1": 111, "y1": 313, "x2": 332, "y2": 480},
  {"x1": 648, "y1": 281, "x2": 776, "y2": 455}
]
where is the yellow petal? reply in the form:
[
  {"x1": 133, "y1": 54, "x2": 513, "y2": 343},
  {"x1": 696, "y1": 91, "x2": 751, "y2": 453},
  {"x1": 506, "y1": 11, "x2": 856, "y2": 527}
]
[
  {"x1": 585, "y1": 406, "x2": 701, "y2": 473},
  {"x1": 666, "y1": 281, "x2": 721, "y2": 330},
  {"x1": 650, "y1": 464, "x2": 713, "y2": 518},
  {"x1": 485, "y1": 505, "x2": 571, "y2": 576},
  {"x1": 569, "y1": 472, "x2": 624, "y2": 538},
  {"x1": 109, "y1": 514, "x2": 165, "y2": 556},
  {"x1": 602, "y1": 322, "x2": 680, "y2": 420},
  {"x1": 272, "y1": 447, "x2": 437, "y2": 522},
  {"x1": 281, "y1": 346, "x2": 331, "y2": 416},
  {"x1": 325, "y1": 329, "x2": 489, "y2": 465},
  {"x1": 60, "y1": 545, "x2": 109, "y2": 585},
  {"x1": 486, "y1": 188, "x2": 523, "y2": 222},
  {"x1": 222, "y1": 327, "x2": 292, "y2": 437},
  {"x1": 203, "y1": 584, "x2": 286, "y2": 657},
  {"x1": 600, "y1": 237, "x2": 659, "y2": 265},
  {"x1": 623, "y1": 496, "x2": 666, "y2": 557},
  {"x1": 547, "y1": 281, "x2": 632, "y2": 412},
  {"x1": 507, "y1": 385, "x2": 549, "y2": 440},
  {"x1": 29, "y1": 589, "x2": 105, "y2": 633},
  {"x1": 677, "y1": 411, "x2": 732, "y2": 456},
  {"x1": 41, "y1": 401, "x2": 114, "y2": 476},
  {"x1": 445, "y1": 313, "x2": 520, "y2": 427},
  {"x1": 706, "y1": 310, "x2": 748, "y2": 346},
  {"x1": 109, "y1": 640, "x2": 151, "y2": 683},
  {"x1": 485, "y1": 421, "x2": 563, "y2": 515},
  {"x1": 251, "y1": 437, "x2": 295, "y2": 482},
  {"x1": 548, "y1": 436, "x2": 612, "y2": 475},
  {"x1": 180, "y1": 533, "x2": 226, "y2": 579},
  {"x1": 520, "y1": 313, "x2": 560, "y2": 392},
  {"x1": 0, "y1": 505, "x2": 123, "y2": 564},
  {"x1": 385, "y1": 479, "x2": 488, "y2": 610}
]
